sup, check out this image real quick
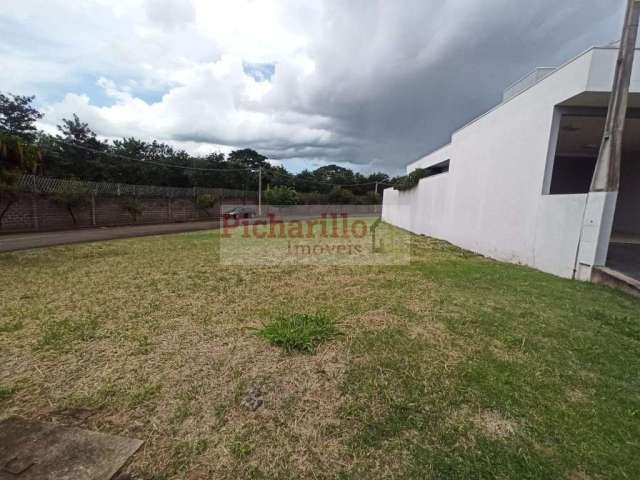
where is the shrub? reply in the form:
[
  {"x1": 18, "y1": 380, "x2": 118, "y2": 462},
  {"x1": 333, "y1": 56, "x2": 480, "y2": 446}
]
[
  {"x1": 0, "y1": 169, "x2": 19, "y2": 227},
  {"x1": 51, "y1": 180, "x2": 89, "y2": 225},
  {"x1": 124, "y1": 198, "x2": 144, "y2": 222},
  {"x1": 264, "y1": 185, "x2": 300, "y2": 206},
  {"x1": 256, "y1": 313, "x2": 338, "y2": 353},
  {"x1": 366, "y1": 191, "x2": 381, "y2": 204},
  {"x1": 0, "y1": 133, "x2": 43, "y2": 227},
  {"x1": 393, "y1": 168, "x2": 431, "y2": 191},
  {"x1": 196, "y1": 193, "x2": 219, "y2": 211},
  {"x1": 300, "y1": 191, "x2": 329, "y2": 205},
  {"x1": 328, "y1": 186, "x2": 355, "y2": 204}
]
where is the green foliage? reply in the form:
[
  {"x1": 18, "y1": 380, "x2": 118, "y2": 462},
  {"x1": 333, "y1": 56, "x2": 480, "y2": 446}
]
[
  {"x1": 0, "y1": 133, "x2": 42, "y2": 173},
  {"x1": 0, "y1": 169, "x2": 19, "y2": 199},
  {"x1": 51, "y1": 180, "x2": 89, "y2": 224},
  {"x1": 257, "y1": 313, "x2": 338, "y2": 353},
  {"x1": 0, "y1": 93, "x2": 43, "y2": 142},
  {"x1": 264, "y1": 185, "x2": 300, "y2": 205},
  {"x1": 0, "y1": 133, "x2": 43, "y2": 225},
  {"x1": 393, "y1": 168, "x2": 431, "y2": 191},
  {"x1": 366, "y1": 191, "x2": 382, "y2": 204},
  {"x1": 124, "y1": 198, "x2": 144, "y2": 221},
  {"x1": 0, "y1": 91, "x2": 393, "y2": 201},
  {"x1": 328, "y1": 186, "x2": 355, "y2": 204},
  {"x1": 196, "y1": 193, "x2": 219, "y2": 210},
  {"x1": 299, "y1": 191, "x2": 329, "y2": 204}
]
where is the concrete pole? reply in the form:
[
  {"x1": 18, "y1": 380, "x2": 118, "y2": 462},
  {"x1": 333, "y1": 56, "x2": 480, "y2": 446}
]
[
  {"x1": 575, "y1": 0, "x2": 640, "y2": 281},
  {"x1": 258, "y1": 167, "x2": 262, "y2": 216}
]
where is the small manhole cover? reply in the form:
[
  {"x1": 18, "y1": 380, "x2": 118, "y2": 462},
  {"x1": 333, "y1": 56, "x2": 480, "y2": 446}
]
[{"x1": 0, "y1": 416, "x2": 142, "y2": 480}]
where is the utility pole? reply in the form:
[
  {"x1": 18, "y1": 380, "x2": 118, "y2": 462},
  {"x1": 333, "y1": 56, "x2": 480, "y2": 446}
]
[
  {"x1": 575, "y1": 0, "x2": 640, "y2": 280},
  {"x1": 258, "y1": 167, "x2": 262, "y2": 216}
]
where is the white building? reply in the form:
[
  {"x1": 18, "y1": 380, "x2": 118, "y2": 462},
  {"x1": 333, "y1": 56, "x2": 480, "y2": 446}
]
[{"x1": 382, "y1": 45, "x2": 640, "y2": 289}]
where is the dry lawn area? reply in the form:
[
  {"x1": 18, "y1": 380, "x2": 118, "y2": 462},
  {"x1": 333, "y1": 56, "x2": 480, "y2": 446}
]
[{"x1": 1, "y1": 226, "x2": 639, "y2": 479}]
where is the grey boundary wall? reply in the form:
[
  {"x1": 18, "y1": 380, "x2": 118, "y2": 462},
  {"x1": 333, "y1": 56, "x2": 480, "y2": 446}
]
[{"x1": 0, "y1": 175, "x2": 255, "y2": 233}]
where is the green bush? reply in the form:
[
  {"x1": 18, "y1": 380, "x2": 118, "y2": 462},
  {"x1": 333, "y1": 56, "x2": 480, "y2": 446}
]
[
  {"x1": 0, "y1": 134, "x2": 43, "y2": 226},
  {"x1": 51, "y1": 180, "x2": 89, "y2": 225},
  {"x1": 393, "y1": 168, "x2": 431, "y2": 191},
  {"x1": 256, "y1": 313, "x2": 338, "y2": 353},
  {"x1": 327, "y1": 186, "x2": 355, "y2": 204},
  {"x1": 124, "y1": 198, "x2": 144, "y2": 221},
  {"x1": 196, "y1": 193, "x2": 219, "y2": 210},
  {"x1": 366, "y1": 191, "x2": 382, "y2": 204},
  {"x1": 264, "y1": 185, "x2": 300, "y2": 205}
]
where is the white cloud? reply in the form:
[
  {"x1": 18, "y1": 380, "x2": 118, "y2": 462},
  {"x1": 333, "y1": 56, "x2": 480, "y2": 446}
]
[
  {"x1": 0, "y1": 0, "x2": 628, "y2": 172},
  {"x1": 145, "y1": 0, "x2": 196, "y2": 29}
]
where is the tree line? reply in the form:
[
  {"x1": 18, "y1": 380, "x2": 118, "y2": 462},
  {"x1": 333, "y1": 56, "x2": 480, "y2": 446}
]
[{"x1": 0, "y1": 92, "x2": 393, "y2": 202}]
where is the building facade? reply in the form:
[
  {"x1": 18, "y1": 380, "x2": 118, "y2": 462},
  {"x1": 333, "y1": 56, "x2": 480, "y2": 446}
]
[{"x1": 382, "y1": 46, "x2": 640, "y2": 281}]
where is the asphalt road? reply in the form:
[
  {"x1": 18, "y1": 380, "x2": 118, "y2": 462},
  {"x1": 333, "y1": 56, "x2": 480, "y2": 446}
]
[{"x1": 0, "y1": 221, "x2": 221, "y2": 253}]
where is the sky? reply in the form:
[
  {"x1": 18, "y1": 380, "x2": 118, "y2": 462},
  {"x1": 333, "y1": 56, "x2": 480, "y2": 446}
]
[{"x1": 0, "y1": 0, "x2": 629, "y2": 175}]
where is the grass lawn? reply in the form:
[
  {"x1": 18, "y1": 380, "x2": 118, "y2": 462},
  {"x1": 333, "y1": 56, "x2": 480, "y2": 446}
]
[{"x1": 1, "y1": 224, "x2": 639, "y2": 479}]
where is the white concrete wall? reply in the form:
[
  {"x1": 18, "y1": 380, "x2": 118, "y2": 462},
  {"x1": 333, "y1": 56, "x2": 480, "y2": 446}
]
[
  {"x1": 407, "y1": 144, "x2": 452, "y2": 173},
  {"x1": 382, "y1": 173, "x2": 451, "y2": 238},
  {"x1": 383, "y1": 47, "x2": 640, "y2": 278},
  {"x1": 533, "y1": 195, "x2": 587, "y2": 278}
]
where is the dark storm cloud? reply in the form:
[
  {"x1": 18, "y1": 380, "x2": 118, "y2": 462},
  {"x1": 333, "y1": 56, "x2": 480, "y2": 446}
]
[
  {"x1": 270, "y1": 0, "x2": 627, "y2": 172},
  {"x1": 0, "y1": 0, "x2": 629, "y2": 174}
]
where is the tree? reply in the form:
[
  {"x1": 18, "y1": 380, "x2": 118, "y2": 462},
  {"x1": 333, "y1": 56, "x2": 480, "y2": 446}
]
[
  {"x1": 49, "y1": 115, "x2": 108, "y2": 181},
  {"x1": 264, "y1": 186, "x2": 300, "y2": 205},
  {"x1": 52, "y1": 180, "x2": 89, "y2": 225},
  {"x1": 328, "y1": 186, "x2": 355, "y2": 204},
  {"x1": 58, "y1": 114, "x2": 101, "y2": 145},
  {"x1": 124, "y1": 198, "x2": 144, "y2": 222},
  {"x1": 196, "y1": 193, "x2": 219, "y2": 217},
  {"x1": 228, "y1": 149, "x2": 268, "y2": 170},
  {"x1": 0, "y1": 93, "x2": 43, "y2": 142},
  {"x1": 365, "y1": 191, "x2": 381, "y2": 204},
  {"x1": 0, "y1": 134, "x2": 43, "y2": 227},
  {"x1": 0, "y1": 168, "x2": 19, "y2": 227}
]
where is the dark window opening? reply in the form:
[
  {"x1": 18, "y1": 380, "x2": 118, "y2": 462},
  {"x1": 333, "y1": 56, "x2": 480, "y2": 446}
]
[
  {"x1": 549, "y1": 114, "x2": 603, "y2": 194},
  {"x1": 424, "y1": 159, "x2": 450, "y2": 177},
  {"x1": 548, "y1": 109, "x2": 640, "y2": 195}
]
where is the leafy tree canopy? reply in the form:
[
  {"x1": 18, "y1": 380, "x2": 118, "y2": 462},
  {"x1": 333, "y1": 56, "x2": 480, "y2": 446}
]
[
  {"x1": 0, "y1": 93, "x2": 43, "y2": 142},
  {"x1": 0, "y1": 91, "x2": 391, "y2": 203}
]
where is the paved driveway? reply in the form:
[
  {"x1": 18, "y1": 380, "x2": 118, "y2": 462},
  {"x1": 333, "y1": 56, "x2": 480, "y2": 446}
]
[{"x1": 0, "y1": 221, "x2": 221, "y2": 253}]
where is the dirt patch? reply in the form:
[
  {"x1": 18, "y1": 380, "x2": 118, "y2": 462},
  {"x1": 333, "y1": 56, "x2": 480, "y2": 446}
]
[
  {"x1": 566, "y1": 388, "x2": 590, "y2": 404},
  {"x1": 472, "y1": 410, "x2": 516, "y2": 439},
  {"x1": 567, "y1": 469, "x2": 592, "y2": 480}
]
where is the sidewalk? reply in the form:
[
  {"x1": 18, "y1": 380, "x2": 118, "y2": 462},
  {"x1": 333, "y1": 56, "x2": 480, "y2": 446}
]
[{"x1": 0, "y1": 221, "x2": 221, "y2": 253}]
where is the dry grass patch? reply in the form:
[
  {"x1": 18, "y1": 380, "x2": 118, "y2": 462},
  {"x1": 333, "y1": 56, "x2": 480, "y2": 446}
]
[
  {"x1": 1, "y1": 226, "x2": 639, "y2": 479},
  {"x1": 472, "y1": 410, "x2": 517, "y2": 440}
]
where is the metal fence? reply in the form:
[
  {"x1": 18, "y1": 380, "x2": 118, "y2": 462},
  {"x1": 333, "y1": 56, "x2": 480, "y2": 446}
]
[{"x1": 16, "y1": 174, "x2": 255, "y2": 200}]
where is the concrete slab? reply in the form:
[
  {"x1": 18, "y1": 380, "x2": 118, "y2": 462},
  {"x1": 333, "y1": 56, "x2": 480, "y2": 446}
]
[
  {"x1": 0, "y1": 417, "x2": 142, "y2": 480},
  {"x1": 593, "y1": 267, "x2": 640, "y2": 298}
]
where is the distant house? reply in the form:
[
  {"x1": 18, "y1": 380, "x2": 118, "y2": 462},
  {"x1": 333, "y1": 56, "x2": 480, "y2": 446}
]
[{"x1": 382, "y1": 45, "x2": 640, "y2": 288}]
